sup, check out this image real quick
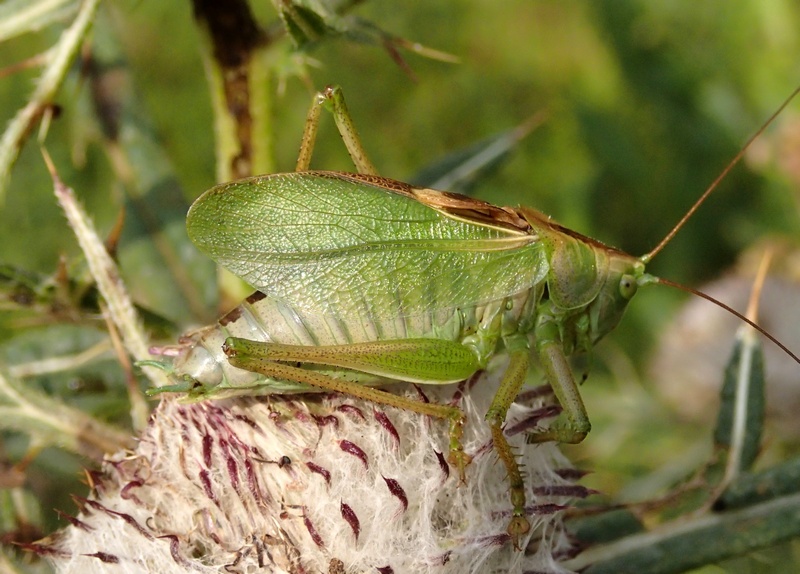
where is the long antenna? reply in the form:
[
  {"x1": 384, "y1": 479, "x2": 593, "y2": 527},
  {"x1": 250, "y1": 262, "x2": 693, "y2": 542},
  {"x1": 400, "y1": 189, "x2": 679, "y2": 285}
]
[
  {"x1": 655, "y1": 276, "x2": 800, "y2": 366},
  {"x1": 642, "y1": 84, "x2": 800, "y2": 264}
]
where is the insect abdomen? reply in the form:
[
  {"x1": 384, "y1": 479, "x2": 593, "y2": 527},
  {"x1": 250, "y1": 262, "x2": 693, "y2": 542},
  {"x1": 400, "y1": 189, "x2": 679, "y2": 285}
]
[{"x1": 171, "y1": 290, "x2": 473, "y2": 393}]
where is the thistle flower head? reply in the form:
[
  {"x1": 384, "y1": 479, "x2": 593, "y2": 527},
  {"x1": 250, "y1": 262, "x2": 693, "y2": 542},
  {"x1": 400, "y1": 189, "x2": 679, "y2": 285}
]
[{"x1": 45, "y1": 367, "x2": 580, "y2": 573}]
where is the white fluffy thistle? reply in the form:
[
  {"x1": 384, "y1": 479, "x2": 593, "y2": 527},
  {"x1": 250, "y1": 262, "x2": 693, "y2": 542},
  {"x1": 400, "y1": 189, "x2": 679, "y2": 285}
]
[{"x1": 43, "y1": 362, "x2": 583, "y2": 573}]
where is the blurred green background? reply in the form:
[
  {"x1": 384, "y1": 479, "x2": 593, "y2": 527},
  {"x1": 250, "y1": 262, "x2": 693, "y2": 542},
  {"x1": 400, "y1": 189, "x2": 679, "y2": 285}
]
[{"x1": 1, "y1": 1, "x2": 800, "y2": 571}]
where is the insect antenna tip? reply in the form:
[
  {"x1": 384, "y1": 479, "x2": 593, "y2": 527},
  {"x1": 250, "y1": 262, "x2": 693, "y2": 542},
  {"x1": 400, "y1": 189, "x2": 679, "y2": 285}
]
[{"x1": 656, "y1": 276, "x2": 800, "y2": 367}]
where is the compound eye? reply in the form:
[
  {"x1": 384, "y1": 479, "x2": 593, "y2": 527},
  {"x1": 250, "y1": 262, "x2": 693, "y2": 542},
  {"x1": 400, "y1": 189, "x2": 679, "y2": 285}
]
[{"x1": 619, "y1": 274, "x2": 638, "y2": 300}]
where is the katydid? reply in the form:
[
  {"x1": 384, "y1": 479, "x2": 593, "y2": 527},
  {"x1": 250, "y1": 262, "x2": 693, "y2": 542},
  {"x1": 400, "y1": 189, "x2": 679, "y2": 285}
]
[{"x1": 151, "y1": 85, "x2": 800, "y2": 549}]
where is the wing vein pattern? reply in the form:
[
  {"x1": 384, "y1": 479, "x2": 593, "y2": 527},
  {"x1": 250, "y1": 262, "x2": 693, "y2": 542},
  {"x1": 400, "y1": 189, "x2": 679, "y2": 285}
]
[{"x1": 188, "y1": 172, "x2": 549, "y2": 320}]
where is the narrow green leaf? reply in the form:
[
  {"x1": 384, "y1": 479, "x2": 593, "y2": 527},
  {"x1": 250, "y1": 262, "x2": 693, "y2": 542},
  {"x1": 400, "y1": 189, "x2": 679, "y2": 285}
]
[
  {"x1": 90, "y1": 18, "x2": 217, "y2": 325},
  {"x1": 0, "y1": 0, "x2": 78, "y2": 43},
  {"x1": 568, "y1": 508, "x2": 644, "y2": 545},
  {"x1": 410, "y1": 115, "x2": 544, "y2": 194},
  {"x1": 0, "y1": 0, "x2": 100, "y2": 200},
  {"x1": 573, "y1": 492, "x2": 800, "y2": 574},
  {"x1": 713, "y1": 327, "x2": 766, "y2": 473},
  {"x1": 719, "y1": 458, "x2": 800, "y2": 510},
  {"x1": 277, "y1": 0, "x2": 332, "y2": 48}
]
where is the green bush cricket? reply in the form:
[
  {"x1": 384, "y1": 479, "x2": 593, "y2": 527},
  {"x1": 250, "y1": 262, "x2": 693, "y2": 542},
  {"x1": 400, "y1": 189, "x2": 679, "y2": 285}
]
[{"x1": 152, "y1": 85, "x2": 800, "y2": 549}]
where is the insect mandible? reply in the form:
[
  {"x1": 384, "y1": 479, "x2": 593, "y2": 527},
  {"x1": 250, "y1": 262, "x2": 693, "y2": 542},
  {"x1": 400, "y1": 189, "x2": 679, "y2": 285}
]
[{"x1": 151, "y1": 85, "x2": 800, "y2": 549}]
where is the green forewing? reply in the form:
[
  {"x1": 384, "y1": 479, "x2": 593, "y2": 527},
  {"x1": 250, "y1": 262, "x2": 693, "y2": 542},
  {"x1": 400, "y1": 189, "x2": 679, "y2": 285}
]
[{"x1": 187, "y1": 171, "x2": 548, "y2": 320}]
